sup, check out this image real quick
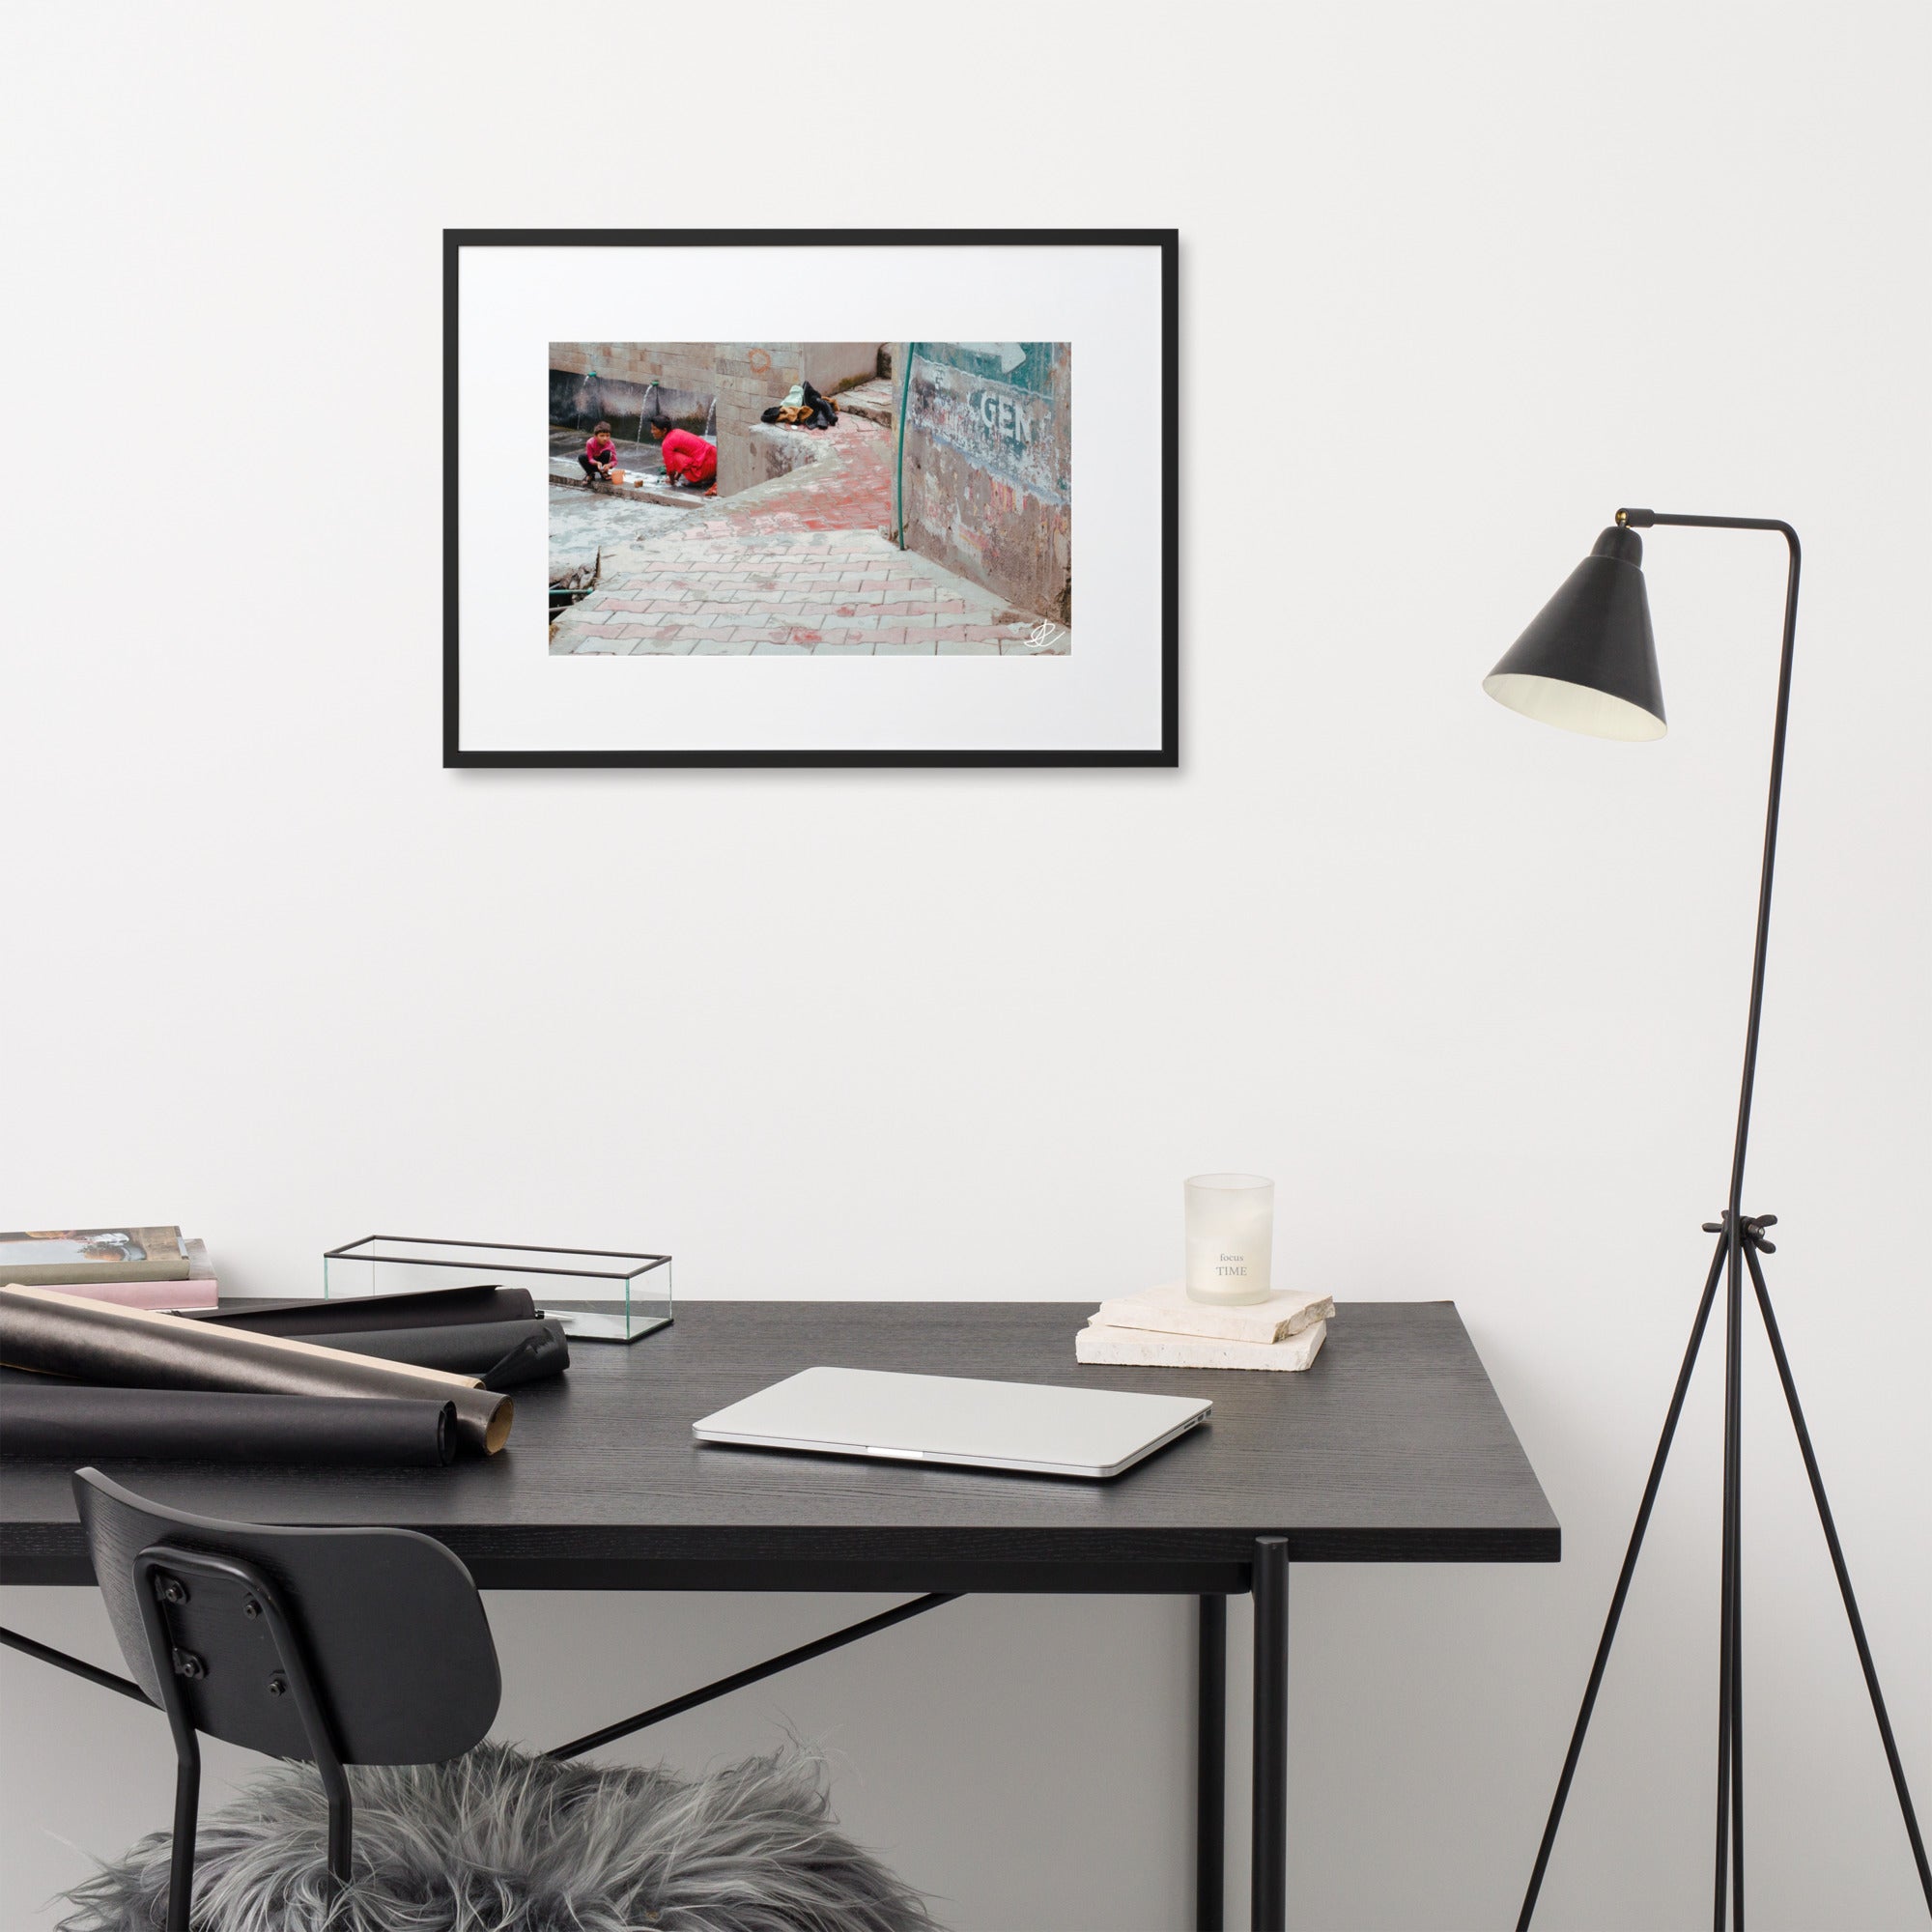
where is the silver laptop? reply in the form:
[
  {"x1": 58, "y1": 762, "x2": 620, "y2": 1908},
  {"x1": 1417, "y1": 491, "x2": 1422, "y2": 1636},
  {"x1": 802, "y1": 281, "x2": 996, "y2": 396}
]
[{"x1": 692, "y1": 1366, "x2": 1211, "y2": 1480}]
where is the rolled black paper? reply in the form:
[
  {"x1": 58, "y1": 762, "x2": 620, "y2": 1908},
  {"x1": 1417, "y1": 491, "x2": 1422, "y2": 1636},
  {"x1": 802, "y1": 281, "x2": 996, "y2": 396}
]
[
  {"x1": 0, "y1": 1386, "x2": 456, "y2": 1466},
  {"x1": 480, "y1": 1335, "x2": 552, "y2": 1392},
  {"x1": 307, "y1": 1318, "x2": 568, "y2": 1385},
  {"x1": 186, "y1": 1284, "x2": 538, "y2": 1335},
  {"x1": 0, "y1": 1286, "x2": 513, "y2": 1456}
]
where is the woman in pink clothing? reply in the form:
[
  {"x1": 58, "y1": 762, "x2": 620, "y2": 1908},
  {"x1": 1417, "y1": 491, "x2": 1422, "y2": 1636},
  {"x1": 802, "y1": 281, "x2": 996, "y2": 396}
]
[{"x1": 652, "y1": 423, "x2": 717, "y2": 490}]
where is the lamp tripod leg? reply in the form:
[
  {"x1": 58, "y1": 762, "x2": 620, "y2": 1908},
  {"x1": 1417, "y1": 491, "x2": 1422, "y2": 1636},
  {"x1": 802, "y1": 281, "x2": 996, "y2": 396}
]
[
  {"x1": 1714, "y1": 1226, "x2": 1747, "y2": 1930},
  {"x1": 1731, "y1": 1247, "x2": 1746, "y2": 1925},
  {"x1": 1518, "y1": 1229, "x2": 1731, "y2": 1931},
  {"x1": 1743, "y1": 1241, "x2": 1932, "y2": 1914}
]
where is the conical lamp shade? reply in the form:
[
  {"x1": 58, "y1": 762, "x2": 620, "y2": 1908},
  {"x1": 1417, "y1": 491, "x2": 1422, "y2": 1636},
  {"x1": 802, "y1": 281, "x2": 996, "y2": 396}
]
[{"x1": 1484, "y1": 526, "x2": 1666, "y2": 741}]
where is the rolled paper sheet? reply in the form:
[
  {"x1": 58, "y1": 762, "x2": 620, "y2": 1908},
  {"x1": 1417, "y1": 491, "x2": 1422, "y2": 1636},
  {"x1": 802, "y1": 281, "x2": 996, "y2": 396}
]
[
  {"x1": 480, "y1": 1334, "x2": 553, "y2": 1393},
  {"x1": 185, "y1": 1283, "x2": 538, "y2": 1335},
  {"x1": 0, "y1": 1285, "x2": 513, "y2": 1456},
  {"x1": 0, "y1": 1385, "x2": 456, "y2": 1467},
  {"x1": 306, "y1": 1318, "x2": 568, "y2": 1386}
]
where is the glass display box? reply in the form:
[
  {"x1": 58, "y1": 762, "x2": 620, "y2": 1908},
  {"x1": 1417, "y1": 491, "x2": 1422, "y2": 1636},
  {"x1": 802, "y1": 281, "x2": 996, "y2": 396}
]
[{"x1": 322, "y1": 1237, "x2": 671, "y2": 1343}]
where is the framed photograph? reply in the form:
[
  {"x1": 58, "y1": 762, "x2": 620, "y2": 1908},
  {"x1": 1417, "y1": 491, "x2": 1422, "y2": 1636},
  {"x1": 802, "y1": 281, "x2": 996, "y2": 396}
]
[{"x1": 443, "y1": 229, "x2": 1177, "y2": 768}]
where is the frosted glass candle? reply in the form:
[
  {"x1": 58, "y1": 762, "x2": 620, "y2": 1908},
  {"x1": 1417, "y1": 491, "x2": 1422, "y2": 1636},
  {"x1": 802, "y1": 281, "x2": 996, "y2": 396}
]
[{"x1": 1185, "y1": 1174, "x2": 1275, "y2": 1305}]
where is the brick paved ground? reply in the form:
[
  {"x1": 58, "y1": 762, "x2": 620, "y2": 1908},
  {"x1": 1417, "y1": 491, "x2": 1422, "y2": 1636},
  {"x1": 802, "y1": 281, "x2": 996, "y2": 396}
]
[{"x1": 550, "y1": 412, "x2": 1071, "y2": 658}]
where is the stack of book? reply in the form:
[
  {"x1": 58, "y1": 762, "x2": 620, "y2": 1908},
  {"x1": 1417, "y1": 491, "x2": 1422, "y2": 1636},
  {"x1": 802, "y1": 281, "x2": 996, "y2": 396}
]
[
  {"x1": 1075, "y1": 1279, "x2": 1333, "y2": 1371},
  {"x1": 0, "y1": 1227, "x2": 216, "y2": 1311}
]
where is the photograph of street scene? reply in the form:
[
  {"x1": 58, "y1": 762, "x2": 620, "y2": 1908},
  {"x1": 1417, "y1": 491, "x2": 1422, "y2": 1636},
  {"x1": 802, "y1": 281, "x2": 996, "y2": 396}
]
[{"x1": 549, "y1": 343, "x2": 1070, "y2": 656}]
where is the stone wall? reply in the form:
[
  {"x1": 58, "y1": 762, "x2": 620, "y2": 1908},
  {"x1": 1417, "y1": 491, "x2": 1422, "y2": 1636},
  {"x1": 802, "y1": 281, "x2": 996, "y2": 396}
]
[
  {"x1": 549, "y1": 343, "x2": 881, "y2": 497},
  {"x1": 741, "y1": 421, "x2": 822, "y2": 491},
  {"x1": 892, "y1": 342, "x2": 1071, "y2": 622}
]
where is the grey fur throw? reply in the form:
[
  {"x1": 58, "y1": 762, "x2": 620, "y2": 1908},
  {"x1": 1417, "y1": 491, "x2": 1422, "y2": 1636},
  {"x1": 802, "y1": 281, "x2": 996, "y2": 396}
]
[{"x1": 58, "y1": 1741, "x2": 938, "y2": 1932}]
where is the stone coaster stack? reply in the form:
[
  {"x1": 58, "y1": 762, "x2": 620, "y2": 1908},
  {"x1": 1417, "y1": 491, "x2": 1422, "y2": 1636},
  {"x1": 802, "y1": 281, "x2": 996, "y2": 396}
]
[{"x1": 1074, "y1": 1280, "x2": 1333, "y2": 1371}]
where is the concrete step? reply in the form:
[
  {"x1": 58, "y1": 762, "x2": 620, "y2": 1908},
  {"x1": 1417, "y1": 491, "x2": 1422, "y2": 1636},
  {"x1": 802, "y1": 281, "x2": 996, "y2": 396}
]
[
  {"x1": 835, "y1": 378, "x2": 897, "y2": 429},
  {"x1": 548, "y1": 462, "x2": 710, "y2": 510}
]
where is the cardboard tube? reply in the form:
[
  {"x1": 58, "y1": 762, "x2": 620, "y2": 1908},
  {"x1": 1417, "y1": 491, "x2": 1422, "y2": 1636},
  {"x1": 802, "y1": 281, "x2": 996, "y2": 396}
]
[{"x1": 0, "y1": 1285, "x2": 512, "y2": 1456}]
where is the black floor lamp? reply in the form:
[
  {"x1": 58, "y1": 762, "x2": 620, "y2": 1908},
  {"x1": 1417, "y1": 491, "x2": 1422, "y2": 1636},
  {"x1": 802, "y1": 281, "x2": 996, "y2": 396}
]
[{"x1": 1484, "y1": 510, "x2": 1931, "y2": 1930}]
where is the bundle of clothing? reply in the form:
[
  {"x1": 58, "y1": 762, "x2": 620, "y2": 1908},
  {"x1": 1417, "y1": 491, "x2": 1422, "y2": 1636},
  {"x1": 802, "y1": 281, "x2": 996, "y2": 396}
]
[{"x1": 760, "y1": 380, "x2": 839, "y2": 430}]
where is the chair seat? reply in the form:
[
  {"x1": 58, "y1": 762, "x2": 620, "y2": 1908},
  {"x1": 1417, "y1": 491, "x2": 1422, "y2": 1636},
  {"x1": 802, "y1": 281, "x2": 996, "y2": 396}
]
[{"x1": 59, "y1": 1741, "x2": 935, "y2": 1932}]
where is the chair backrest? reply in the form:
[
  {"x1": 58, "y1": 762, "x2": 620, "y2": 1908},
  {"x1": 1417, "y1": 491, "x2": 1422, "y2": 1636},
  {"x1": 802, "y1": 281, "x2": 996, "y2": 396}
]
[{"x1": 74, "y1": 1468, "x2": 500, "y2": 1766}]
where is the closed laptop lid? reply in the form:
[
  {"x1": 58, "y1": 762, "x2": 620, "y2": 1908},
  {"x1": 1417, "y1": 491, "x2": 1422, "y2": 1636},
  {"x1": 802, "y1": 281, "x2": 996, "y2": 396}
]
[{"x1": 692, "y1": 1366, "x2": 1210, "y2": 1478}]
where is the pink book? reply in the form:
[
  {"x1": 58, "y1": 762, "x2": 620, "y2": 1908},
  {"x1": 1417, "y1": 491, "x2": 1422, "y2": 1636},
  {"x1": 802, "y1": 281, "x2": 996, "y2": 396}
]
[{"x1": 32, "y1": 1277, "x2": 219, "y2": 1312}]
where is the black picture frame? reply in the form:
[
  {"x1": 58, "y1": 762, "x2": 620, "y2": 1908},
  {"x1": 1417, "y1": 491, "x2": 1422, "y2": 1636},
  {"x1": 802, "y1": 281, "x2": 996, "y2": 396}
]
[{"x1": 443, "y1": 228, "x2": 1178, "y2": 769}]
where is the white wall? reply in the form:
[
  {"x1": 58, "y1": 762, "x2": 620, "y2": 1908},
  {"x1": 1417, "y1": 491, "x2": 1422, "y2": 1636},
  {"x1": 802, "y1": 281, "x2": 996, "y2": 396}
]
[{"x1": 3, "y1": 5, "x2": 1927, "y2": 1926}]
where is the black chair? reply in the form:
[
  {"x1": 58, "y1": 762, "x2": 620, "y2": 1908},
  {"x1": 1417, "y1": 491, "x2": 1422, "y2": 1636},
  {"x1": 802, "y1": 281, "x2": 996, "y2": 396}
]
[
  {"x1": 73, "y1": 1466, "x2": 501, "y2": 1932},
  {"x1": 69, "y1": 1468, "x2": 933, "y2": 1932}
]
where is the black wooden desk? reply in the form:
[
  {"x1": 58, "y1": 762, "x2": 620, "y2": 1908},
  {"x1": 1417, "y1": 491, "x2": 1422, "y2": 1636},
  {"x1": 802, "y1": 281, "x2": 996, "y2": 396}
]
[{"x1": 0, "y1": 1300, "x2": 1558, "y2": 1929}]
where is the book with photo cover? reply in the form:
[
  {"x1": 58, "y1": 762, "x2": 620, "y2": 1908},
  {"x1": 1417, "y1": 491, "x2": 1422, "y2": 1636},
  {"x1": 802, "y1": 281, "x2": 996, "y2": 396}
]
[
  {"x1": 53, "y1": 1238, "x2": 217, "y2": 1311},
  {"x1": 0, "y1": 1227, "x2": 190, "y2": 1285}
]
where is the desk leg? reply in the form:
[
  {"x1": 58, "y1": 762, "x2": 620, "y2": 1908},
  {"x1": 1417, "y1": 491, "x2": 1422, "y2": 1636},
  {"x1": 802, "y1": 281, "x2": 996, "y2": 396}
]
[
  {"x1": 1197, "y1": 1594, "x2": 1226, "y2": 1931},
  {"x1": 1252, "y1": 1538, "x2": 1290, "y2": 1932}
]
